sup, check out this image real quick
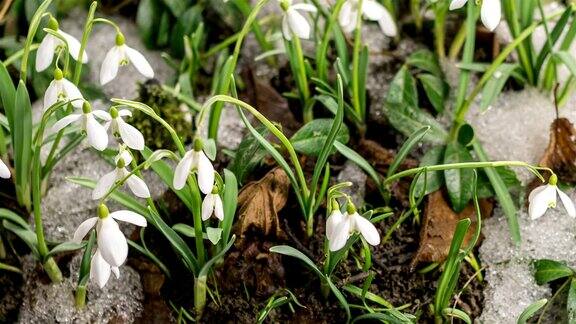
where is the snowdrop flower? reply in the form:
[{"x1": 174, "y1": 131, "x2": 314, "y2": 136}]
[
  {"x1": 449, "y1": 0, "x2": 501, "y2": 31},
  {"x1": 99, "y1": 107, "x2": 145, "y2": 151},
  {"x1": 528, "y1": 174, "x2": 576, "y2": 220},
  {"x1": 326, "y1": 202, "x2": 380, "y2": 252},
  {"x1": 173, "y1": 138, "x2": 215, "y2": 194},
  {"x1": 73, "y1": 204, "x2": 147, "y2": 285},
  {"x1": 202, "y1": 185, "x2": 224, "y2": 221},
  {"x1": 338, "y1": 0, "x2": 397, "y2": 37},
  {"x1": 100, "y1": 33, "x2": 154, "y2": 85},
  {"x1": 51, "y1": 101, "x2": 109, "y2": 151},
  {"x1": 90, "y1": 249, "x2": 120, "y2": 288},
  {"x1": 92, "y1": 151, "x2": 150, "y2": 200},
  {"x1": 36, "y1": 16, "x2": 88, "y2": 72},
  {"x1": 43, "y1": 68, "x2": 83, "y2": 110},
  {"x1": 280, "y1": 0, "x2": 317, "y2": 40},
  {"x1": 0, "y1": 158, "x2": 10, "y2": 179}
]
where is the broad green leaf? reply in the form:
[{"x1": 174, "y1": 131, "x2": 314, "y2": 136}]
[
  {"x1": 229, "y1": 125, "x2": 269, "y2": 184},
  {"x1": 384, "y1": 67, "x2": 447, "y2": 144},
  {"x1": 291, "y1": 120, "x2": 349, "y2": 157},
  {"x1": 406, "y1": 49, "x2": 442, "y2": 77},
  {"x1": 269, "y1": 245, "x2": 324, "y2": 278},
  {"x1": 517, "y1": 299, "x2": 548, "y2": 324},
  {"x1": 443, "y1": 142, "x2": 474, "y2": 212},
  {"x1": 442, "y1": 308, "x2": 471, "y2": 324},
  {"x1": 534, "y1": 259, "x2": 574, "y2": 285},
  {"x1": 480, "y1": 64, "x2": 518, "y2": 112},
  {"x1": 47, "y1": 241, "x2": 85, "y2": 258},
  {"x1": 136, "y1": 0, "x2": 163, "y2": 48},
  {"x1": 457, "y1": 123, "x2": 475, "y2": 146},
  {"x1": 160, "y1": 0, "x2": 187, "y2": 16},
  {"x1": 569, "y1": 278, "x2": 576, "y2": 323},
  {"x1": 414, "y1": 146, "x2": 445, "y2": 198},
  {"x1": 418, "y1": 73, "x2": 446, "y2": 113}
]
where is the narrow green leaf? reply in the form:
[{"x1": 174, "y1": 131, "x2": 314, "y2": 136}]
[
  {"x1": 269, "y1": 245, "x2": 324, "y2": 278},
  {"x1": 334, "y1": 141, "x2": 381, "y2": 186},
  {"x1": 326, "y1": 277, "x2": 351, "y2": 322},
  {"x1": 0, "y1": 62, "x2": 16, "y2": 131},
  {"x1": 442, "y1": 308, "x2": 471, "y2": 324},
  {"x1": 414, "y1": 146, "x2": 445, "y2": 198},
  {"x1": 198, "y1": 235, "x2": 236, "y2": 277},
  {"x1": 388, "y1": 125, "x2": 429, "y2": 177},
  {"x1": 480, "y1": 64, "x2": 518, "y2": 112},
  {"x1": 0, "y1": 208, "x2": 30, "y2": 229},
  {"x1": 517, "y1": 298, "x2": 548, "y2": 324},
  {"x1": 47, "y1": 241, "x2": 85, "y2": 258},
  {"x1": 568, "y1": 278, "x2": 576, "y2": 323},
  {"x1": 206, "y1": 227, "x2": 222, "y2": 245},
  {"x1": 3, "y1": 220, "x2": 39, "y2": 258},
  {"x1": 221, "y1": 169, "x2": 238, "y2": 246},
  {"x1": 14, "y1": 81, "x2": 33, "y2": 198}
]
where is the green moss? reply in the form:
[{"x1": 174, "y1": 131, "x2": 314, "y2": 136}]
[{"x1": 131, "y1": 80, "x2": 194, "y2": 150}]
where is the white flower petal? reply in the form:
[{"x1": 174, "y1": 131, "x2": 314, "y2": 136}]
[
  {"x1": 449, "y1": 0, "x2": 468, "y2": 10},
  {"x1": 214, "y1": 195, "x2": 224, "y2": 221},
  {"x1": 529, "y1": 185, "x2": 556, "y2": 220},
  {"x1": 125, "y1": 46, "x2": 154, "y2": 78},
  {"x1": 353, "y1": 213, "x2": 380, "y2": 246},
  {"x1": 480, "y1": 0, "x2": 501, "y2": 31},
  {"x1": 100, "y1": 46, "x2": 122, "y2": 85},
  {"x1": 72, "y1": 217, "x2": 98, "y2": 243},
  {"x1": 528, "y1": 185, "x2": 547, "y2": 203},
  {"x1": 51, "y1": 114, "x2": 81, "y2": 133},
  {"x1": 116, "y1": 150, "x2": 133, "y2": 165},
  {"x1": 85, "y1": 114, "x2": 109, "y2": 151},
  {"x1": 126, "y1": 174, "x2": 151, "y2": 198},
  {"x1": 326, "y1": 210, "x2": 345, "y2": 241},
  {"x1": 35, "y1": 35, "x2": 57, "y2": 72},
  {"x1": 117, "y1": 118, "x2": 145, "y2": 151},
  {"x1": 90, "y1": 249, "x2": 111, "y2": 288},
  {"x1": 282, "y1": 16, "x2": 292, "y2": 40},
  {"x1": 61, "y1": 79, "x2": 84, "y2": 108},
  {"x1": 97, "y1": 217, "x2": 128, "y2": 267},
  {"x1": 0, "y1": 159, "x2": 10, "y2": 179},
  {"x1": 173, "y1": 151, "x2": 194, "y2": 190},
  {"x1": 111, "y1": 266, "x2": 120, "y2": 279},
  {"x1": 59, "y1": 30, "x2": 88, "y2": 63},
  {"x1": 556, "y1": 188, "x2": 576, "y2": 218},
  {"x1": 329, "y1": 218, "x2": 351, "y2": 252},
  {"x1": 92, "y1": 109, "x2": 112, "y2": 121},
  {"x1": 339, "y1": 2, "x2": 357, "y2": 33},
  {"x1": 92, "y1": 170, "x2": 118, "y2": 200},
  {"x1": 197, "y1": 151, "x2": 215, "y2": 194},
  {"x1": 43, "y1": 80, "x2": 59, "y2": 110},
  {"x1": 110, "y1": 210, "x2": 148, "y2": 227},
  {"x1": 201, "y1": 194, "x2": 215, "y2": 221},
  {"x1": 118, "y1": 109, "x2": 132, "y2": 117},
  {"x1": 292, "y1": 3, "x2": 317, "y2": 12},
  {"x1": 361, "y1": 1, "x2": 397, "y2": 37},
  {"x1": 287, "y1": 8, "x2": 312, "y2": 39}
]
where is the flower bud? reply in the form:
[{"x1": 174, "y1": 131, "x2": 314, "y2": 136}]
[
  {"x1": 48, "y1": 16, "x2": 59, "y2": 31},
  {"x1": 98, "y1": 204, "x2": 109, "y2": 219},
  {"x1": 53, "y1": 67, "x2": 63, "y2": 80},
  {"x1": 549, "y1": 174, "x2": 558, "y2": 186},
  {"x1": 193, "y1": 138, "x2": 203, "y2": 151},
  {"x1": 115, "y1": 33, "x2": 125, "y2": 46},
  {"x1": 110, "y1": 106, "x2": 119, "y2": 119},
  {"x1": 82, "y1": 101, "x2": 92, "y2": 114}
]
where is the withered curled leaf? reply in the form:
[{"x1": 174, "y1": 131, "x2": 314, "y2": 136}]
[
  {"x1": 411, "y1": 191, "x2": 493, "y2": 269},
  {"x1": 235, "y1": 167, "x2": 290, "y2": 245},
  {"x1": 536, "y1": 118, "x2": 576, "y2": 183}
]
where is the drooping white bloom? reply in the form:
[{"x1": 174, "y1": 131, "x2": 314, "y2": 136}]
[
  {"x1": 73, "y1": 204, "x2": 147, "y2": 277},
  {"x1": 338, "y1": 0, "x2": 397, "y2": 37},
  {"x1": 92, "y1": 151, "x2": 150, "y2": 200},
  {"x1": 43, "y1": 68, "x2": 83, "y2": 110},
  {"x1": 90, "y1": 249, "x2": 120, "y2": 288},
  {"x1": 528, "y1": 175, "x2": 575, "y2": 220},
  {"x1": 326, "y1": 204, "x2": 380, "y2": 252},
  {"x1": 202, "y1": 186, "x2": 224, "y2": 221},
  {"x1": 0, "y1": 158, "x2": 10, "y2": 179},
  {"x1": 173, "y1": 139, "x2": 215, "y2": 194},
  {"x1": 280, "y1": 0, "x2": 317, "y2": 40},
  {"x1": 449, "y1": 0, "x2": 501, "y2": 31},
  {"x1": 51, "y1": 101, "x2": 109, "y2": 151},
  {"x1": 36, "y1": 17, "x2": 88, "y2": 72},
  {"x1": 99, "y1": 107, "x2": 145, "y2": 151},
  {"x1": 100, "y1": 33, "x2": 154, "y2": 85}
]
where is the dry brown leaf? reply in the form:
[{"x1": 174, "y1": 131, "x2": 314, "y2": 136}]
[
  {"x1": 537, "y1": 118, "x2": 576, "y2": 182},
  {"x1": 235, "y1": 167, "x2": 290, "y2": 244},
  {"x1": 411, "y1": 191, "x2": 493, "y2": 269}
]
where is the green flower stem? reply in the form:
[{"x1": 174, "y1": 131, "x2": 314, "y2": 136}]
[
  {"x1": 316, "y1": 0, "x2": 345, "y2": 81},
  {"x1": 290, "y1": 36, "x2": 311, "y2": 122},
  {"x1": 20, "y1": 0, "x2": 53, "y2": 81},
  {"x1": 453, "y1": 0, "x2": 478, "y2": 122},
  {"x1": 187, "y1": 177, "x2": 205, "y2": 265},
  {"x1": 202, "y1": 32, "x2": 240, "y2": 59},
  {"x1": 382, "y1": 160, "x2": 545, "y2": 188},
  {"x1": 351, "y1": 0, "x2": 364, "y2": 121},
  {"x1": 433, "y1": 0, "x2": 448, "y2": 59},
  {"x1": 43, "y1": 2, "x2": 98, "y2": 181},
  {"x1": 75, "y1": 285, "x2": 87, "y2": 308},
  {"x1": 3, "y1": 44, "x2": 39, "y2": 67},
  {"x1": 203, "y1": 95, "x2": 309, "y2": 198},
  {"x1": 208, "y1": 0, "x2": 269, "y2": 139}
]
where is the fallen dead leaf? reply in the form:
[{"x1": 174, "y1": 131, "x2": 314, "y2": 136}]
[
  {"x1": 235, "y1": 167, "x2": 290, "y2": 245},
  {"x1": 411, "y1": 191, "x2": 493, "y2": 269},
  {"x1": 533, "y1": 118, "x2": 576, "y2": 185}
]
